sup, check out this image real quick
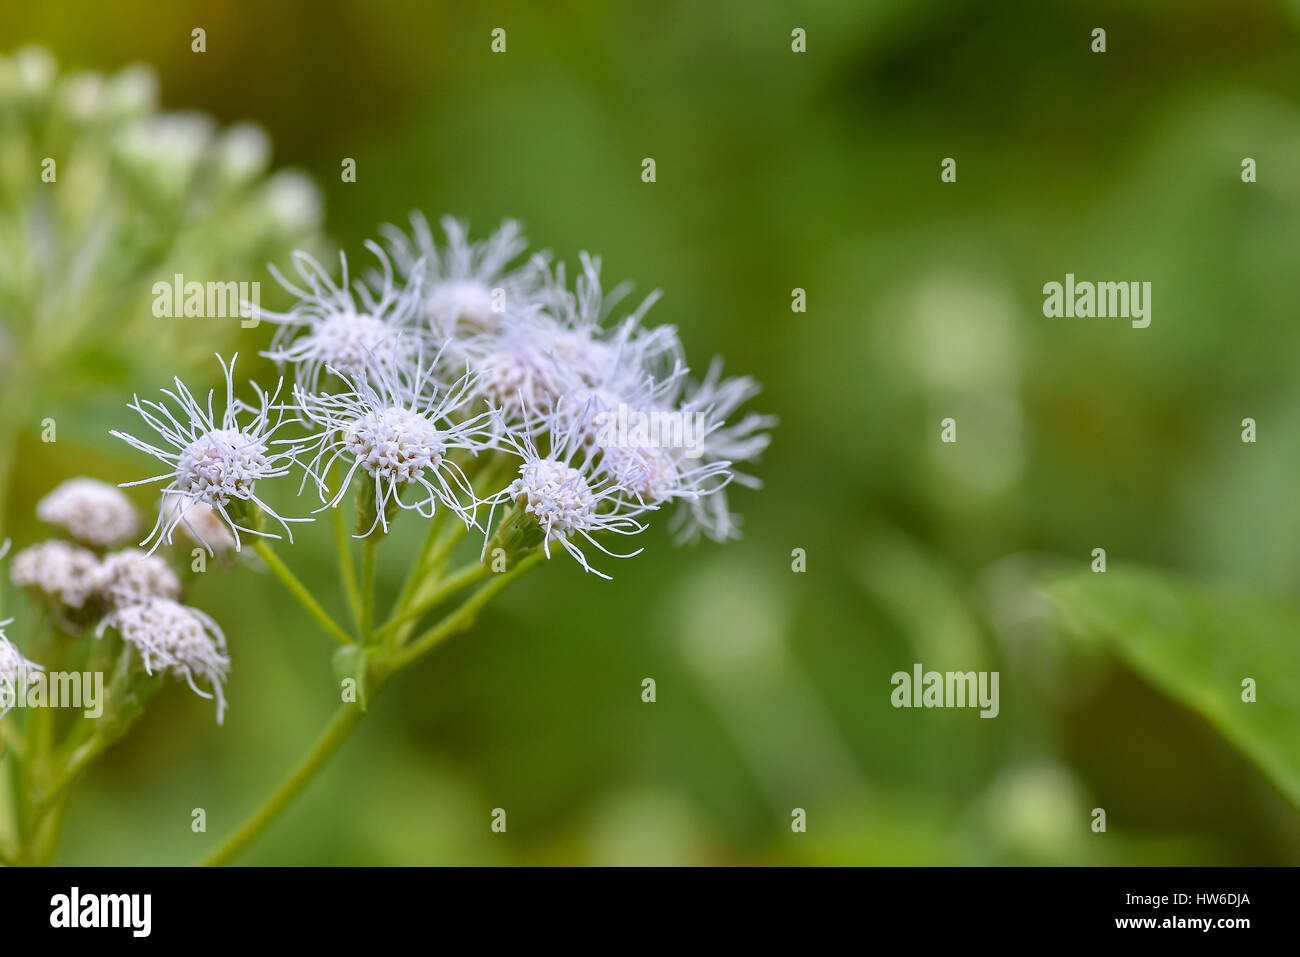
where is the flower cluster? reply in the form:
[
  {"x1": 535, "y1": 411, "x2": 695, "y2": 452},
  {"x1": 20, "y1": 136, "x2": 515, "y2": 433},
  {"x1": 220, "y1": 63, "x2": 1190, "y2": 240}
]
[
  {"x1": 114, "y1": 216, "x2": 774, "y2": 577},
  {"x1": 0, "y1": 622, "x2": 42, "y2": 719},
  {"x1": 0, "y1": 47, "x2": 322, "y2": 520},
  {"x1": 96, "y1": 601, "x2": 230, "y2": 724},
  {"x1": 7, "y1": 478, "x2": 229, "y2": 720},
  {"x1": 0, "y1": 50, "x2": 318, "y2": 732}
]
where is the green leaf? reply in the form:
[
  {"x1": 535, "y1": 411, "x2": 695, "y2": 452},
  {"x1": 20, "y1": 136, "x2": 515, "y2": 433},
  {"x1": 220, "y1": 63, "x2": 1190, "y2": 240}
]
[{"x1": 1045, "y1": 568, "x2": 1300, "y2": 807}]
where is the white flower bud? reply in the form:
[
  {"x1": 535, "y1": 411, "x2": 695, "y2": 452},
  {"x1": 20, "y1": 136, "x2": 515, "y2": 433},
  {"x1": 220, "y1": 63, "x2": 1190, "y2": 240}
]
[
  {"x1": 13, "y1": 46, "x2": 56, "y2": 97},
  {"x1": 36, "y1": 477, "x2": 138, "y2": 547},
  {"x1": 10, "y1": 541, "x2": 101, "y2": 609},
  {"x1": 94, "y1": 549, "x2": 182, "y2": 608},
  {"x1": 104, "y1": 63, "x2": 158, "y2": 119},
  {"x1": 214, "y1": 122, "x2": 271, "y2": 186},
  {"x1": 160, "y1": 494, "x2": 237, "y2": 554},
  {"x1": 0, "y1": 631, "x2": 42, "y2": 717},
  {"x1": 261, "y1": 170, "x2": 323, "y2": 235},
  {"x1": 97, "y1": 599, "x2": 230, "y2": 723}
]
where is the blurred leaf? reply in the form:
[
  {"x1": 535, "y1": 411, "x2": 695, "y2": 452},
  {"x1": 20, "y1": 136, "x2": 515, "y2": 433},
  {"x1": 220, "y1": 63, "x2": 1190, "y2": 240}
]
[{"x1": 1046, "y1": 568, "x2": 1300, "y2": 808}]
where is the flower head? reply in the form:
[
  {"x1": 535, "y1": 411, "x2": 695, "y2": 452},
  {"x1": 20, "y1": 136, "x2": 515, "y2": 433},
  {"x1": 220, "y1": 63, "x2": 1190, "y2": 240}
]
[
  {"x1": 96, "y1": 599, "x2": 230, "y2": 723},
  {"x1": 665, "y1": 359, "x2": 776, "y2": 542},
  {"x1": 486, "y1": 408, "x2": 649, "y2": 579},
  {"x1": 111, "y1": 353, "x2": 306, "y2": 553},
  {"x1": 293, "y1": 348, "x2": 495, "y2": 535},
  {"x1": 94, "y1": 549, "x2": 182, "y2": 608},
  {"x1": 472, "y1": 331, "x2": 567, "y2": 425},
  {"x1": 261, "y1": 243, "x2": 425, "y2": 390},
  {"x1": 36, "y1": 477, "x2": 138, "y2": 547},
  {"x1": 10, "y1": 540, "x2": 101, "y2": 609},
  {"x1": 463, "y1": 253, "x2": 681, "y2": 429},
  {"x1": 609, "y1": 446, "x2": 679, "y2": 502},
  {"x1": 379, "y1": 215, "x2": 548, "y2": 337},
  {"x1": 537, "y1": 253, "x2": 682, "y2": 382},
  {"x1": 0, "y1": 628, "x2": 42, "y2": 718}
]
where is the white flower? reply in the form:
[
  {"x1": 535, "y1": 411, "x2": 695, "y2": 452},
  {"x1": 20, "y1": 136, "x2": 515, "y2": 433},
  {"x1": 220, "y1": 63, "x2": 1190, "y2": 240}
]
[
  {"x1": 104, "y1": 63, "x2": 158, "y2": 119},
  {"x1": 562, "y1": 384, "x2": 731, "y2": 512},
  {"x1": 261, "y1": 243, "x2": 425, "y2": 390},
  {"x1": 159, "y1": 493, "x2": 238, "y2": 554},
  {"x1": 537, "y1": 253, "x2": 682, "y2": 382},
  {"x1": 113, "y1": 112, "x2": 215, "y2": 198},
  {"x1": 293, "y1": 350, "x2": 495, "y2": 535},
  {"x1": 379, "y1": 215, "x2": 548, "y2": 337},
  {"x1": 259, "y1": 169, "x2": 324, "y2": 235},
  {"x1": 56, "y1": 71, "x2": 106, "y2": 123},
  {"x1": 36, "y1": 477, "x2": 138, "y2": 547},
  {"x1": 551, "y1": 358, "x2": 688, "y2": 453},
  {"x1": 0, "y1": 628, "x2": 42, "y2": 718},
  {"x1": 486, "y1": 410, "x2": 649, "y2": 579},
  {"x1": 10, "y1": 540, "x2": 101, "y2": 608},
  {"x1": 472, "y1": 331, "x2": 567, "y2": 424},
  {"x1": 598, "y1": 445, "x2": 682, "y2": 503},
  {"x1": 666, "y1": 359, "x2": 775, "y2": 542},
  {"x1": 465, "y1": 254, "x2": 682, "y2": 426},
  {"x1": 9, "y1": 46, "x2": 56, "y2": 97},
  {"x1": 94, "y1": 549, "x2": 182, "y2": 608},
  {"x1": 597, "y1": 442, "x2": 731, "y2": 509},
  {"x1": 96, "y1": 599, "x2": 230, "y2": 723},
  {"x1": 424, "y1": 280, "x2": 498, "y2": 336},
  {"x1": 111, "y1": 353, "x2": 306, "y2": 553},
  {"x1": 213, "y1": 122, "x2": 271, "y2": 187}
]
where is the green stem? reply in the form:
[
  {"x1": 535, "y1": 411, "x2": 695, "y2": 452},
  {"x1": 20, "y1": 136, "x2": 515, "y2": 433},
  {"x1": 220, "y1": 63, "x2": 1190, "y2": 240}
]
[
  {"x1": 202, "y1": 703, "x2": 365, "y2": 867},
  {"x1": 384, "y1": 454, "x2": 508, "y2": 630},
  {"x1": 31, "y1": 794, "x2": 70, "y2": 865},
  {"x1": 199, "y1": 552, "x2": 542, "y2": 866},
  {"x1": 376, "y1": 561, "x2": 490, "y2": 644},
  {"x1": 382, "y1": 522, "x2": 472, "y2": 654},
  {"x1": 16, "y1": 725, "x2": 111, "y2": 863},
  {"x1": 420, "y1": 522, "x2": 469, "y2": 582},
  {"x1": 2, "y1": 753, "x2": 19, "y2": 859},
  {"x1": 391, "y1": 507, "x2": 448, "y2": 615},
  {"x1": 253, "y1": 541, "x2": 352, "y2": 646},
  {"x1": 360, "y1": 539, "x2": 377, "y2": 642},
  {"x1": 37, "y1": 729, "x2": 111, "y2": 812},
  {"x1": 333, "y1": 501, "x2": 363, "y2": 632},
  {"x1": 0, "y1": 721, "x2": 23, "y2": 759},
  {"x1": 18, "y1": 611, "x2": 56, "y2": 846},
  {"x1": 387, "y1": 553, "x2": 542, "y2": 673}
]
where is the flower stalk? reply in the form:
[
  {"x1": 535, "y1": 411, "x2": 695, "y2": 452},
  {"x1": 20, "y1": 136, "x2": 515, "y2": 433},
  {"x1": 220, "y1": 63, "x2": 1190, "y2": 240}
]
[
  {"x1": 202, "y1": 542, "x2": 542, "y2": 865},
  {"x1": 252, "y1": 541, "x2": 354, "y2": 647}
]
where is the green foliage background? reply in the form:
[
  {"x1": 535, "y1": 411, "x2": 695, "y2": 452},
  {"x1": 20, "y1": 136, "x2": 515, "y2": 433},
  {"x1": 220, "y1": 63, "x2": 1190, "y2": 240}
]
[{"x1": 2, "y1": 0, "x2": 1300, "y2": 864}]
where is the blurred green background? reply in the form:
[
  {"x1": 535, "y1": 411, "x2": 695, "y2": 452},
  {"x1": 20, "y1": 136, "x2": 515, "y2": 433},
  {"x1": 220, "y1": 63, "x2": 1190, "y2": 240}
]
[{"x1": 3, "y1": 0, "x2": 1300, "y2": 864}]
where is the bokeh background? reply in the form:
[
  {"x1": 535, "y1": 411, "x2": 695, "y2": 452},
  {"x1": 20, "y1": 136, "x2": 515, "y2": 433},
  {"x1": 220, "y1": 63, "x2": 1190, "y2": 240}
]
[{"x1": 3, "y1": 0, "x2": 1300, "y2": 864}]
